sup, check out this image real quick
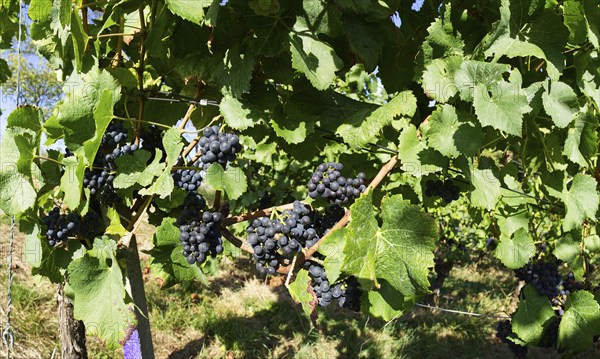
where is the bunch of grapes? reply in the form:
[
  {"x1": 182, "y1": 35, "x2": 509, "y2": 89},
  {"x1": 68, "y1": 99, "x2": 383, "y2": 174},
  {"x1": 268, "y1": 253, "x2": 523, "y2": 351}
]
[
  {"x1": 496, "y1": 320, "x2": 528, "y2": 358},
  {"x1": 424, "y1": 179, "x2": 460, "y2": 203},
  {"x1": 305, "y1": 262, "x2": 361, "y2": 310},
  {"x1": 515, "y1": 259, "x2": 562, "y2": 299},
  {"x1": 42, "y1": 207, "x2": 81, "y2": 247},
  {"x1": 538, "y1": 320, "x2": 559, "y2": 348},
  {"x1": 307, "y1": 162, "x2": 366, "y2": 204},
  {"x1": 178, "y1": 193, "x2": 207, "y2": 221},
  {"x1": 84, "y1": 144, "x2": 138, "y2": 200},
  {"x1": 140, "y1": 125, "x2": 164, "y2": 159},
  {"x1": 178, "y1": 210, "x2": 224, "y2": 265},
  {"x1": 198, "y1": 125, "x2": 242, "y2": 169},
  {"x1": 172, "y1": 168, "x2": 203, "y2": 193},
  {"x1": 79, "y1": 210, "x2": 105, "y2": 240},
  {"x1": 247, "y1": 201, "x2": 319, "y2": 275},
  {"x1": 315, "y1": 204, "x2": 345, "y2": 236},
  {"x1": 102, "y1": 121, "x2": 128, "y2": 146}
]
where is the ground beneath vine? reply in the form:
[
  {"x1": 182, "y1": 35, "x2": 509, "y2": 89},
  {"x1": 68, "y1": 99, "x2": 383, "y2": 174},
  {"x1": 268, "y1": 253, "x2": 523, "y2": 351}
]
[{"x1": 0, "y1": 220, "x2": 598, "y2": 359}]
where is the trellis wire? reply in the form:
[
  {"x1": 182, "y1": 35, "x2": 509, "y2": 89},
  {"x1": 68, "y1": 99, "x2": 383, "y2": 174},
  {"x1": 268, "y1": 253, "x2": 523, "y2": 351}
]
[
  {"x1": 414, "y1": 303, "x2": 511, "y2": 319},
  {"x1": 2, "y1": 1, "x2": 23, "y2": 357}
]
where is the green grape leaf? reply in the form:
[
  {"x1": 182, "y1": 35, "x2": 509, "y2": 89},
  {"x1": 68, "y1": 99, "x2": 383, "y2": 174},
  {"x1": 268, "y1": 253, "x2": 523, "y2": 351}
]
[
  {"x1": 364, "y1": 279, "x2": 414, "y2": 322},
  {"x1": 81, "y1": 90, "x2": 117, "y2": 167},
  {"x1": 0, "y1": 107, "x2": 43, "y2": 214},
  {"x1": 213, "y1": 46, "x2": 255, "y2": 98},
  {"x1": 302, "y1": 0, "x2": 343, "y2": 37},
  {"x1": 558, "y1": 290, "x2": 600, "y2": 352},
  {"x1": 421, "y1": 57, "x2": 460, "y2": 103},
  {"x1": 114, "y1": 149, "x2": 165, "y2": 189},
  {"x1": 165, "y1": 0, "x2": 212, "y2": 25},
  {"x1": 469, "y1": 158, "x2": 502, "y2": 210},
  {"x1": 426, "y1": 104, "x2": 482, "y2": 158},
  {"x1": 138, "y1": 129, "x2": 182, "y2": 199},
  {"x1": 473, "y1": 81, "x2": 531, "y2": 136},
  {"x1": 145, "y1": 217, "x2": 209, "y2": 288},
  {"x1": 542, "y1": 81, "x2": 579, "y2": 128},
  {"x1": 105, "y1": 207, "x2": 127, "y2": 236},
  {"x1": 420, "y1": 3, "x2": 464, "y2": 64},
  {"x1": 495, "y1": 228, "x2": 535, "y2": 268},
  {"x1": 204, "y1": 164, "x2": 247, "y2": 200},
  {"x1": 288, "y1": 269, "x2": 318, "y2": 323},
  {"x1": 563, "y1": 111, "x2": 598, "y2": 167},
  {"x1": 219, "y1": 94, "x2": 256, "y2": 130},
  {"x1": 484, "y1": 0, "x2": 569, "y2": 80},
  {"x1": 341, "y1": 192, "x2": 437, "y2": 298},
  {"x1": 512, "y1": 285, "x2": 556, "y2": 345},
  {"x1": 60, "y1": 156, "x2": 85, "y2": 210},
  {"x1": 336, "y1": 91, "x2": 416, "y2": 148},
  {"x1": 583, "y1": 1, "x2": 600, "y2": 48},
  {"x1": 68, "y1": 237, "x2": 135, "y2": 349},
  {"x1": 397, "y1": 125, "x2": 426, "y2": 176},
  {"x1": 289, "y1": 17, "x2": 342, "y2": 90},
  {"x1": 496, "y1": 207, "x2": 529, "y2": 237},
  {"x1": 56, "y1": 68, "x2": 120, "y2": 150},
  {"x1": 317, "y1": 226, "x2": 347, "y2": 284},
  {"x1": 553, "y1": 236, "x2": 581, "y2": 263},
  {"x1": 563, "y1": 1, "x2": 587, "y2": 44},
  {"x1": 453, "y1": 60, "x2": 510, "y2": 102},
  {"x1": 561, "y1": 173, "x2": 599, "y2": 231},
  {"x1": 584, "y1": 235, "x2": 600, "y2": 253},
  {"x1": 29, "y1": 0, "x2": 52, "y2": 22}
]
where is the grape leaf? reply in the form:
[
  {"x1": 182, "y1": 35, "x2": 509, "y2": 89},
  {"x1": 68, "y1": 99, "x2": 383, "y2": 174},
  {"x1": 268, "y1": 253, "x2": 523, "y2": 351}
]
[
  {"x1": 289, "y1": 17, "x2": 342, "y2": 90},
  {"x1": 55, "y1": 68, "x2": 120, "y2": 150},
  {"x1": 144, "y1": 217, "x2": 209, "y2": 288},
  {"x1": 60, "y1": 156, "x2": 85, "y2": 210},
  {"x1": 341, "y1": 191, "x2": 437, "y2": 299},
  {"x1": 558, "y1": 291, "x2": 600, "y2": 352},
  {"x1": 28, "y1": 0, "x2": 52, "y2": 21},
  {"x1": 204, "y1": 163, "x2": 248, "y2": 201},
  {"x1": 453, "y1": 60, "x2": 510, "y2": 102},
  {"x1": 426, "y1": 104, "x2": 482, "y2": 158},
  {"x1": 114, "y1": 149, "x2": 165, "y2": 189},
  {"x1": 138, "y1": 129, "x2": 182, "y2": 198},
  {"x1": 561, "y1": 173, "x2": 599, "y2": 231},
  {"x1": 0, "y1": 107, "x2": 43, "y2": 214},
  {"x1": 288, "y1": 269, "x2": 318, "y2": 323},
  {"x1": 472, "y1": 80, "x2": 531, "y2": 136},
  {"x1": 563, "y1": 1, "x2": 587, "y2": 44},
  {"x1": 68, "y1": 237, "x2": 136, "y2": 349},
  {"x1": 512, "y1": 285, "x2": 555, "y2": 345},
  {"x1": 553, "y1": 236, "x2": 580, "y2": 263},
  {"x1": 317, "y1": 226, "x2": 347, "y2": 284},
  {"x1": 421, "y1": 57, "x2": 461, "y2": 103},
  {"x1": 542, "y1": 81, "x2": 579, "y2": 128},
  {"x1": 495, "y1": 228, "x2": 535, "y2": 269},
  {"x1": 219, "y1": 94, "x2": 256, "y2": 130},
  {"x1": 165, "y1": 0, "x2": 212, "y2": 25},
  {"x1": 469, "y1": 158, "x2": 502, "y2": 210},
  {"x1": 563, "y1": 111, "x2": 597, "y2": 167},
  {"x1": 364, "y1": 279, "x2": 413, "y2": 322},
  {"x1": 105, "y1": 207, "x2": 127, "y2": 236},
  {"x1": 484, "y1": 0, "x2": 569, "y2": 80},
  {"x1": 336, "y1": 91, "x2": 417, "y2": 148},
  {"x1": 213, "y1": 46, "x2": 255, "y2": 98}
]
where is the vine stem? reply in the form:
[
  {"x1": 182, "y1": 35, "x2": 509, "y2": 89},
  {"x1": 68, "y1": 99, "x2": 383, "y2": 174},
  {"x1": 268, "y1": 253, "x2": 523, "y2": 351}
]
[
  {"x1": 35, "y1": 155, "x2": 64, "y2": 166},
  {"x1": 279, "y1": 154, "x2": 398, "y2": 274},
  {"x1": 113, "y1": 115, "x2": 171, "y2": 130},
  {"x1": 177, "y1": 83, "x2": 203, "y2": 131},
  {"x1": 223, "y1": 202, "x2": 296, "y2": 226},
  {"x1": 220, "y1": 227, "x2": 253, "y2": 254},
  {"x1": 111, "y1": 16, "x2": 125, "y2": 67},
  {"x1": 135, "y1": 6, "x2": 147, "y2": 146}
]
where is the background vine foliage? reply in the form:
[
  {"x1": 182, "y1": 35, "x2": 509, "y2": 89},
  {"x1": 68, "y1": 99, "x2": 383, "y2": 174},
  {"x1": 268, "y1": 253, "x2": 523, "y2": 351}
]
[{"x1": 0, "y1": 0, "x2": 599, "y2": 357}]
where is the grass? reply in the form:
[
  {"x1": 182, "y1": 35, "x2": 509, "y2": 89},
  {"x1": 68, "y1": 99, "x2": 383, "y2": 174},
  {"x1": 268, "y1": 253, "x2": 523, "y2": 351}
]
[{"x1": 0, "y1": 221, "x2": 598, "y2": 358}]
